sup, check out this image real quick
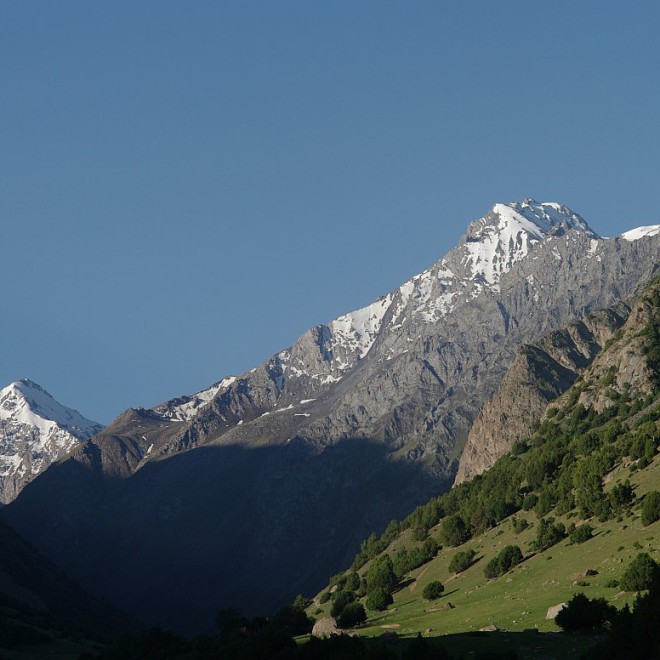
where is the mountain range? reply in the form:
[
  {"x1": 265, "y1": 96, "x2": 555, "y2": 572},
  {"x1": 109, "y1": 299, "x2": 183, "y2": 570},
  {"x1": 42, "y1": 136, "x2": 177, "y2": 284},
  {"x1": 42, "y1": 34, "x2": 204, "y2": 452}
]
[{"x1": 2, "y1": 199, "x2": 659, "y2": 635}]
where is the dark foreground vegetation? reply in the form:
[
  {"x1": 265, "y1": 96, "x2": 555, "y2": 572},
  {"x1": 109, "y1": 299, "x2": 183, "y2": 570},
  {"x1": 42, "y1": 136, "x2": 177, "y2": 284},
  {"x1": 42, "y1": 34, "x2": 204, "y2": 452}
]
[{"x1": 71, "y1": 553, "x2": 660, "y2": 660}]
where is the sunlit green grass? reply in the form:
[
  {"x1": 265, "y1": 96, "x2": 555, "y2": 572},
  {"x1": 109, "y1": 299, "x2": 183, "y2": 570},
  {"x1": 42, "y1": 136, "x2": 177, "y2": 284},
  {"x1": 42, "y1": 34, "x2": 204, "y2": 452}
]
[{"x1": 310, "y1": 453, "x2": 660, "y2": 658}]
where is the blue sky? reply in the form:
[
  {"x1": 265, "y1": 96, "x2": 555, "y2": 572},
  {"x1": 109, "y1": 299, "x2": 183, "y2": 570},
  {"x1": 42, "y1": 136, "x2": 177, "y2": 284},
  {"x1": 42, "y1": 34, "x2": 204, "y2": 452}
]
[{"x1": 2, "y1": 1, "x2": 659, "y2": 423}]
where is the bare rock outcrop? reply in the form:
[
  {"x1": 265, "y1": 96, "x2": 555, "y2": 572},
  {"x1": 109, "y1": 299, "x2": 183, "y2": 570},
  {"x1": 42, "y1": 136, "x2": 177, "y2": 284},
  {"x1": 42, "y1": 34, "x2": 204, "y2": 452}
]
[
  {"x1": 455, "y1": 304, "x2": 629, "y2": 484},
  {"x1": 312, "y1": 617, "x2": 339, "y2": 637}
]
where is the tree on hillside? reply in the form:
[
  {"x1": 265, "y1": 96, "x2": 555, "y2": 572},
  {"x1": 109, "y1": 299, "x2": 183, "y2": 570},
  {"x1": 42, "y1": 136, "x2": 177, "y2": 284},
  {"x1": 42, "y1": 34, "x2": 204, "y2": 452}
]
[
  {"x1": 620, "y1": 553, "x2": 658, "y2": 592},
  {"x1": 366, "y1": 586, "x2": 392, "y2": 611},
  {"x1": 568, "y1": 523, "x2": 594, "y2": 545},
  {"x1": 330, "y1": 590, "x2": 355, "y2": 618},
  {"x1": 422, "y1": 580, "x2": 444, "y2": 600},
  {"x1": 441, "y1": 514, "x2": 469, "y2": 546},
  {"x1": 449, "y1": 548, "x2": 476, "y2": 574},
  {"x1": 484, "y1": 545, "x2": 523, "y2": 579},
  {"x1": 336, "y1": 602, "x2": 366, "y2": 629},
  {"x1": 366, "y1": 555, "x2": 397, "y2": 593},
  {"x1": 641, "y1": 491, "x2": 660, "y2": 526},
  {"x1": 534, "y1": 517, "x2": 565, "y2": 551},
  {"x1": 555, "y1": 592, "x2": 616, "y2": 632}
]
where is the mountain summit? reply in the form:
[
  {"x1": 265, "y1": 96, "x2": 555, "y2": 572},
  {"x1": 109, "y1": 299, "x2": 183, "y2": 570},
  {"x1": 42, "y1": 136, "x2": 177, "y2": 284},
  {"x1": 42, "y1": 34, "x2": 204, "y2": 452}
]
[
  {"x1": 4, "y1": 200, "x2": 659, "y2": 633},
  {"x1": 0, "y1": 379, "x2": 103, "y2": 503},
  {"x1": 460, "y1": 199, "x2": 598, "y2": 287}
]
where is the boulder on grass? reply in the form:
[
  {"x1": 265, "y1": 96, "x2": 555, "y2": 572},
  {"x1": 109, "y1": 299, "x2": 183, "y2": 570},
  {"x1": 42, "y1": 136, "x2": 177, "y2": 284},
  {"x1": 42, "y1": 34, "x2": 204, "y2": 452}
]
[
  {"x1": 546, "y1": 603, "x2": 567, "y2": 620},
  {"x1": 312, "y1": 617, "x2": 339, "y2": 638}
]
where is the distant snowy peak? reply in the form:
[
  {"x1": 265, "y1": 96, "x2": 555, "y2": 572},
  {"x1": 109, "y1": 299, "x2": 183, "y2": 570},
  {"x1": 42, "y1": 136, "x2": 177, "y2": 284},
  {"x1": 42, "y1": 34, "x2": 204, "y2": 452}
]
[
  {"x1": 0, "y1": 379, "x2": 102, "y2": 438},
  {"x1": 459, "y1": 199, "x2": 597, "y2": 287},
  {"x1": 620, "y1": 225, "x2": 660, "y2": 241},
  {"x1": 155, "y1": 376, "x2": 238, "y2": 421},
  {"x1": 0, "y1": 379, "x2": 103, "y2": 503},
  {"x1": 493, "y1": 199, "x2": 595, "y2": 238}
]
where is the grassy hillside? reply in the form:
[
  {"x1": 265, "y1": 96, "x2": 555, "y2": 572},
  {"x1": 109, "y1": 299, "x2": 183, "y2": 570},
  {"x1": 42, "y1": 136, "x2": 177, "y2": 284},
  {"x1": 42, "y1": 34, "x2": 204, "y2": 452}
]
[
  {"x1": 310, "y1": 456, "x2": 659, "y2": 652},
  {"x1": 307, "y1": 278, "x2": 660, "y2": 658}
]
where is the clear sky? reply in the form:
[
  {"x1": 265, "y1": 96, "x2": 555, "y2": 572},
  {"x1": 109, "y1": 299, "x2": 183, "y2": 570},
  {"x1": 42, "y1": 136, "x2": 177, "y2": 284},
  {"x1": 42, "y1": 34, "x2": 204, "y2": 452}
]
[{"x1": 2, "y1": 1, "x2": 659, "y2": 424}]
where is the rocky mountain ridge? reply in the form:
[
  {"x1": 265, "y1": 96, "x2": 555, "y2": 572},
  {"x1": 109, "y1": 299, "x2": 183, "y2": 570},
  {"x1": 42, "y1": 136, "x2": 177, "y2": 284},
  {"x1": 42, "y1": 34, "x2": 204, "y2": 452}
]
[
  {"x1": 455, "y1": 302, "x2": 631, "y2": 484},
  {"x1": 0, "y1": 379, "x2": 103, "y2": 503},
  {"x1": 3, "y1": 200, "x2": 659, "y2": 634}
]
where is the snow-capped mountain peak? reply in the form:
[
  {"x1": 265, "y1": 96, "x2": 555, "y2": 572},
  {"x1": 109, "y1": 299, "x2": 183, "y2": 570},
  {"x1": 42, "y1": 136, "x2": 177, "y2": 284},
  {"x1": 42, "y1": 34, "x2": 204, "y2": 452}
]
[
  {"x1": 460, "y1": 199, "x2": 598, "y2": 287},
  {"x1": 1, "y1": 379, "x2": 102, "y2": 437},
  {"x1": 267, "y1": 199, "x2": 603, "y2": 385},
  {"x1": 620, "y1": 225, "x2": 660, "y2": 241},
  {"x1": 0, "y1": 379, "x2": 103, "y2": 503}
]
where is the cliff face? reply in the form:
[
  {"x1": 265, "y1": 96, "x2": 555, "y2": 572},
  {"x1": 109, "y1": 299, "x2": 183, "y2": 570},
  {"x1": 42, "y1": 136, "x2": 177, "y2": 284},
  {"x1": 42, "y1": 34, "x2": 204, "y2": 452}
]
[
  {"x1": 455, "y1": 303, "x2": 630, "y2": 484},
  {"x1": 567, "y1": 277, "x2": 660, "y2": 415}
]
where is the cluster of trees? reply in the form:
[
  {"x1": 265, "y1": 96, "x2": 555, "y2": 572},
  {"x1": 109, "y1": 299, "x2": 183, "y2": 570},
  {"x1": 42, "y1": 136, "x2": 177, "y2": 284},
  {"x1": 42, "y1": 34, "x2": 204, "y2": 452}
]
[
  {"x1": 421, "y1": 581, "x2": 444, "y2": 601},
  {"x1": 620, "y1": 553, "x2": 658, "y2": 592},
  {"x1": 328, "y1": 590, "x2": 365, "y2": 628},
  {"x1": 448, "y1": 548, "x2": 476, "y2": 574},
  {"x1": 364, "y1": 555, "x2": 397, "y2": 612},
  {"x1": 324, "y1": 533, "x2": 442, "y2": 617},
  {"x1": 85, "y1": 595, "x2": 316, "y2": 660},
  {"x1": 484, "y1": 545, "x2": 523, "y2": 579},
  {"x1": 560, "y1": 550, "x2": 660, "y2": 660},
  {"x1": 392, "y1": 538, "x2": 441, "y2": 579},
  {"x1": 641, "y1": 490, "x2": 660, "y2": 526},
  {"x1": 568, "y1": 523, "x2": 593, "y2": 545},
  {"x1": 532, "y1": 517, "x2": 566, "y2": 551}
]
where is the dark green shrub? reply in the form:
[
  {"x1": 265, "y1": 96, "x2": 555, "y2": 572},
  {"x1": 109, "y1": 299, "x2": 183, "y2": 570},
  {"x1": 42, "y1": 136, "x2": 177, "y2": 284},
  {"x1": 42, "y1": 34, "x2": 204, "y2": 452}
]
[
  {"x1": 569, "y1": 523, "x2": 594, "y2": 544},
  {"x1": 366, "y1": 555, "x2": 397, "y2": 593},
  {"x1": 344, "y1": 572, "x2": 361, "y2": 592},
  {"x1": 330, "y1": 590, "x2": 355, "y2": 618},
  {"x1": 422, "y1": 581, "x2": 444, "y2": 600},
  {"x1": 522, "y1": 494, "x2": 538, "y2": 511},
  {"x1": 484, "y1": 545, "x2": 523, "y2": 578},
  {"x1": 411, "y1": 526, "x2": 428, "y2": 541},
  {"x1": 511, "y1": 516, "x2": 529, "y2": 534},
  {"x1": 270, "y1": 603, "x2": 314, "y2": 635},
  {"x1": 365, "y1": 587, "x2": 393, "y2": 611},
  {"x1": 610, "y1": 481, "x2": 635, "y2": 511},
  {"x1": 441, "y1": 514, "x2": 469, "y2": 546},
  {"x1": 440, "y1": 514, "x2": 470, "y2": 545},
  {"x1": 534, "y1": 517, "x2": 565, "y2": 551},
  {"x1": 448, "y1": 548, "x2": 476, "y2": 574},
  {"x1": 393, "y1": 538, "x2": 441, "y2": 579},
  {"x1": 319, "y1": 591, "x2": 331, "y2": 604},
  {"x1": 620, "y1": 553, "x2": 658, "y2": 592},
  {"x1": 641, "y1": 491, "x2": 660, "y2": 526},
  {"x1": 555, "y1": 593, "x2": 616, "y2": 631},
  {"x1": 336, "y1": 602, "x2": 366, "y2": 629}
]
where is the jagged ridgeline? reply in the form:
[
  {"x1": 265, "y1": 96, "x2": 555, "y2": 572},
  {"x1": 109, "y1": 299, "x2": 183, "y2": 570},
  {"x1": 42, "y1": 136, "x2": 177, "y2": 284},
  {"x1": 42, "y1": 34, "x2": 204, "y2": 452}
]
[
  {"x1": 314, "y1": 277, "x2": 659, "y2": 647},
  {"x1": 2, "y1": 201, "x2": 659, "y2": 635}
]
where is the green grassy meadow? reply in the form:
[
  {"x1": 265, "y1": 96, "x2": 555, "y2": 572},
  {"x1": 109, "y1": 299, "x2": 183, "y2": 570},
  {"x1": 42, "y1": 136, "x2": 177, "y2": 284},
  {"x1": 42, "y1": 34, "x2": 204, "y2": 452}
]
[{"x1": 309, "y1": 454, "x2": 660, "y2": 657}]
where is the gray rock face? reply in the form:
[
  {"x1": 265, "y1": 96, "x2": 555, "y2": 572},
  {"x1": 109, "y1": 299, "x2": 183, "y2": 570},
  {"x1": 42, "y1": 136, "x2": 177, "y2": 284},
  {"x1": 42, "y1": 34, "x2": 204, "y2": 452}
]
[
  {"x1": 3, "y1": 200, "x2": 659, "y2": 634},
  {"x1": 455, "y1": 303, "x2": 630, "y2": 484},
  {"x1": 559, "y1": 277, "x2": 660, "y2": 414}
]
